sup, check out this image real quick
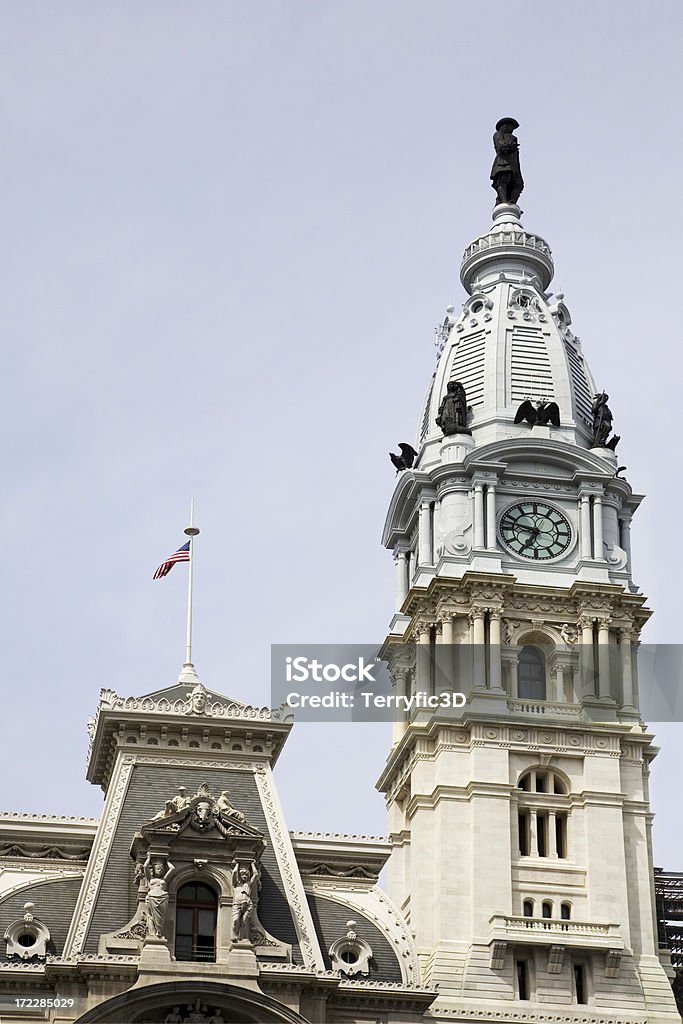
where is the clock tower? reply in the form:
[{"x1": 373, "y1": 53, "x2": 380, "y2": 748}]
[{"x1": 377, "y1": 123, "x2": 679, "y2": 1021}]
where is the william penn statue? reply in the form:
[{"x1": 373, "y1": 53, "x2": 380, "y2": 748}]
[{"x1": 490, "y1": 117, "x2": 524, "y2": 205}]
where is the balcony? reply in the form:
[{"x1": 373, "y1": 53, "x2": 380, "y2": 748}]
[
  {"x1": 506, "y1": 698, "x2": 583, "y2": 720},
  {"x1": 489, "y1": 915, "x2": 624, "y2": 975}
]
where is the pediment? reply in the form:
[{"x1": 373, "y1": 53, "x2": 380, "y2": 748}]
[{"x1": 132, "y1": 784, "x2": 265, "y2": 861}]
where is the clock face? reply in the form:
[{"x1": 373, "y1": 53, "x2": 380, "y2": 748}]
[{"x1": 499, "y1": 501, "x2": 572, "y2": 560}]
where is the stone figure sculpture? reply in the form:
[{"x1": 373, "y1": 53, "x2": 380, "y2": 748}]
[
  {"x1": 230, "y1": 859, "x2": 260, "y2": 943},
  {"x1": 189, "y1": 681, "x2": 208, "y2": 714},
  {"x1": 216, "y1": 790, "x2": 245, "y2": 822},
  {"x1": 153, "y1": 786, "x2": 191, "y2": 820},
  {"x1": 144, "y1": 854, "x2": 174, "y2": 939},
  {"x1": 591, "y1": 392, "x2": 620, "y2": 449},
  {"x1": 560, "y1": 623, "x2": 577, "y2": 646},
  {"x1": 491, "y1": 117, "x2": 524, "y2": 205},
  {"x1": 436, "y1": 381, "x2": 471, "y2": 436}
]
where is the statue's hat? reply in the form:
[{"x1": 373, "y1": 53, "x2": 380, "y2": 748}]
[{"x1": 495, "y1": 117, "x2": 519, "y2": 131}]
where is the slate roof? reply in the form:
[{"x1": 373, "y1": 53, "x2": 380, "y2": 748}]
[
  {"x1": 306, "y1": 892, "x2": 403, "y2": 982},
  {"x1": 0, "y1": 876, "x2": 83, "y2": 961}
]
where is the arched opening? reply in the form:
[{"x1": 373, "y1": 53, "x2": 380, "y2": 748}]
[
  {"x1": 174, "y1": 882, "x2": 218, "y2": 962},
  {"x1": 518, "y1": 646, "x2": 546, "y2": 700},
  {"x1": 542, "y1": 901, "x2": 552, "y2": 919},
  {"x1": 523, "y1": 899, "x2": 534, "y2": 917}
]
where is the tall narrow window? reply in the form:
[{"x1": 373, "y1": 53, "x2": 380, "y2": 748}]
[
  {"x1": 542, "y1": 901, "x2": 552, "y2": 919},
  {"x1": 574, "y1": 963, "x2": 587, "y2": 1004},
  {"x1": 518, "y1": 646, "x2": 546, "y2": 700},
  {"x1": 175, "y1": 882, "x2": 218, "y2": 962},
  {"x1": 523, "y1": 899, "x2": 534, "y2": 917},
  {"x1": 517, "y1": 770, "x2": 570, "y2": 860},
  {"x1": 516, "y1": 959, "x2": 530, "y2": 1001},
  {"x1": 561, "y1": 902, "x2": 571, "y2": 921}
]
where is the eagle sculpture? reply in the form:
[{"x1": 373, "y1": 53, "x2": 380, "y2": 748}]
[
  {"x1": 389, "y1": 443, "x2": 418, "y2": 473},
  {"x1": 514, "y1": 399, "x2": 561, "y2": 427}
]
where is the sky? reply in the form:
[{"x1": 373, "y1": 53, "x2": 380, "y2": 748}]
[{"x1": 1, "y1": 1, "x2": 682, "y2": 866}]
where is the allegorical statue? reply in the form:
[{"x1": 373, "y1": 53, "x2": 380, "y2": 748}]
[
  {"x1": 491, "y1": 117, "x2": 524, "y2": 205},
  {"x1": 216, "y1": 790, "x2": 245, "y2": 822},
  {"x1": 436, "y1": 381, "x2": 471, "y2": 436},
  {"x1": 152, "y1": 786, "x2": 191, "y2": 820},
  {"x1": 144, "y1": 854, "x2": 175, "y2": 939},
  {"x1": 230, "y1": 859, "x2": 260, "y2": 943},
  {"x1": 591, "y1": 392, "x2": 620, "y2": 449}
]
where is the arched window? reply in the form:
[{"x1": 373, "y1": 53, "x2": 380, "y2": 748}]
[
  {"x1": 517, "y1": 769, "x2": 569, "y2": 859},
  {"x1": 523, "y1": 899, "x2": 534, "y2": 917},
  {"x1": 175, "y1": 882, "x2": 218, "y2": 962},
  {"x1": 561, "y1": 902, "x2": 571, "y2": 920},
  {"x1": 542, "y1": 901, "x2": 552, "y2": 919},
  {"x1": 518, "y1": 646, "x2": 546, "y2": 700}
]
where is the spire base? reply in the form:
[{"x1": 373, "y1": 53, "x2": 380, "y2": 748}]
[{"x1": 178, "y1": 662, "x2": 199, "y2": 685}]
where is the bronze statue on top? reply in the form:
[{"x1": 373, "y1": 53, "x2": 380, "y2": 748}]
[{"x1": 491, "y1": 118, "x2": 524, "y2": 205}]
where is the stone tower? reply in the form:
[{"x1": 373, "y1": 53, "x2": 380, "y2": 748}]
[{"x1": 377, "y1": 128, "x2": 679, "y2": 1021}]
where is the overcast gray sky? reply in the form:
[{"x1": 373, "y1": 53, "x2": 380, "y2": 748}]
[{"x1": 1, "y1": 1, "x2": 681, "y2": 866}]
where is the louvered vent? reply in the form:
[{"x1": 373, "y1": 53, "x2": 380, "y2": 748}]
[
  {"x1": 419, "y1": 375, "x2": 435, "y2": 441},
  {"x1": 565, "y1": 343, "x2": 593, "y2": 424},
  {"x1": 449, "y1": 330, "x2": 486, "y2": 406},
  {"x1": 510, "y1": 328, "x2": 553, "y2": 402}
]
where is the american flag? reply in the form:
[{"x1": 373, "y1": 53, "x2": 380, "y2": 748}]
[{"x1": 153, "y1": 541, "x2": 190, "y2": 579}]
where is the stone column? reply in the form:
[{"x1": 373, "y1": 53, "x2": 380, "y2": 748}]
[
  {"x1": 391, "y1": 666, "x2": 409, "y2": 745},
  {"x1": 470, "y1": 608, "x2": 486, "y2": 690},
  {"x1": 579, "y1": 615, "x2": 595, "y2": 699},
  {"x1": 418, "y1": 501, "x2": 432, "y2": 566},
  {"x1": 473, "y1": 484, "x2": 485, "y2": 549},
  {"x1": 619, "y1": 515, "x2": 632, "y2": 572},
  {"x1": 597, "y1": 618, "x2": 612, "y2": 701},
  {"x1": 394, "y1": 550, "x2": 408, "y2": 611},
  {"x1": 593, "y1": 493, "x2": 604, "y2": 560},
  {"x1": 529, "y1": 810, "x2": 538, "y2": 858},
  {"x1": 620, "y1": 628, "x2": 635, "y2": 710},
  {"x1": 554, "y1": 663, "x2": 565, "y2": 703},
  {"x1": 488, "y1": 610, "x2": 503, "y2": 691},
  {"x1": 547, "y1": 811, "x2": 558, "y2": 858},
  {"x1": 579, "y1": 494, "x2": 592, "y2": 559},
  {"x1": 416, "y1": 623, "x2": 432, "y2": 698},
  {"x1": 486, "y1": 484, "x2": 497, "y2": 549},
  {"x1": 502, "y1": 648, "x2": 520, "y2": 698},
  {"x1": 437, "y1": 614, "x2": 454, "y2": 693}
]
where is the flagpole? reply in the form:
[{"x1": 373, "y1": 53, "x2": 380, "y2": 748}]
[{"x1": 184, "y1": 499, "x2": 200, "y2": 668}]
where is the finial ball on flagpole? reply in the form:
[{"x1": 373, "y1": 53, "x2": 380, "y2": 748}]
[{"x1": 184, "y1": 525, "x2": 200, "y2": 537}]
